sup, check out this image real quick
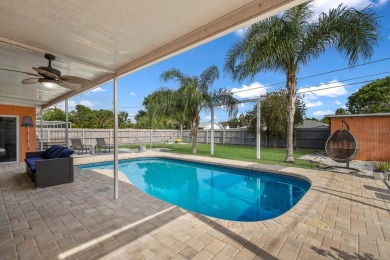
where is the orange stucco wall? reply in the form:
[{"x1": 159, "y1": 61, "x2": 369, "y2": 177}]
[{"x1": 0, "y1": 104, "x2": 36, "y2": 162}]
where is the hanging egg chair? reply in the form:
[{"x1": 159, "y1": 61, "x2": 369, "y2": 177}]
[{"x1": 325, "y1": 120, "x2": 359, "y2": 168}]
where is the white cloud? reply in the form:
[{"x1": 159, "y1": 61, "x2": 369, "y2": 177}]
[
  {"x1": 298, "y1": 80, "x2": 348, "y2": 100},
  {"x1": 129, "y1": 92, "x2": 136, "y2": 96},
  {"x1": 231, "y1": 82, "x2": 267, "y2": 99},
  {"x1": 80, "y1": 100, "x2": 94, "y2": 107},
  {"x1": 235, "y1": 26, "x2": 249, "y2": 37},
  {"x1": 313, "y1": 109, "x2": 334, "y2": 116},
  {"x1": 314, "y1": 0, "x2": 388, "y2": 17},
  {"x1": 56, "y1": 100, "x2": 77, "y2": 111},
  {"x1": 56, "y1": 99, "x2": 96, "y2": 110},
  {"x1": 91, "y1": 87, "x2": 105, "y2": 92},
  {"x1": 239, "y1": 103, "x2": 245, "y2": 108},
  {"x1": 306, "y1": 101, "x2": 323, "y2": 108},
  {"x1": 335, "y1": 100, "x2": 342, "y2": 105},
  {"x1": 204, "y1": 115, "x2": 217, "y2": 121}
]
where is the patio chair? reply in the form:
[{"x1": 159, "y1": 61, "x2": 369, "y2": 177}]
[
  {"x1": 95, "y1": 138, "x2": 114, "y2": 153},
  {"x1": 70, "y1": 138, "x2": 91, "y2": 154}
]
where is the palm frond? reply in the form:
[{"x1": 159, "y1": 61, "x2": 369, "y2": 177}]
[
  {"x1": 160, "y1": 68, "x2": 187, "y2": 86},
  {"x1": 211, "y1": 89, "x2": 240, "y2": 118},
  {"x1": 199, "y1": 66, "x2": 219, "y2": 93},
  {"x1": 224, "y1": 16, "x2": 292, "y2": 81},
  {"x1": 298, "y1": 4, "x2": 379, "y2": 66}
]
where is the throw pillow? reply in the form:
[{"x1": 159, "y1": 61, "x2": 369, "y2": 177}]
[
  {"x1": 56, "y1": 148, "x2": 74, "y2": 158},
  {"x1": 42, "y1": 145, "x2": 61, "y2": 158},
  {"x1": 47, "y1": 146, "x2": 66, "y2": 159}
]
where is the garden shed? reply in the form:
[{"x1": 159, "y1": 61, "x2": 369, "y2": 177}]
[{"x1": 325, "y1": 113, "x2": 390, "y2": 161}]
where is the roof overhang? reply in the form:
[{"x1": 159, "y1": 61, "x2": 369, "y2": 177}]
[
  {"x1": 0, "y1": 0, "x2": 305, "y2": 109},
  {"x1": 325, "y1": 113, "x2": 390, "y2": 118}
]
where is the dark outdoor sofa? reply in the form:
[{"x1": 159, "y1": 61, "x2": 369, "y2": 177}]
[{"x1": 25, "y1": 145, "x2": 74, "y2": 188}]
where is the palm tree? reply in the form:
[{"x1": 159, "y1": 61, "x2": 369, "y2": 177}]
[
  {"x1": 148, "y1": 66, "x2": 239, "y2": 153},
  {"x1": 224, "y1": 1, "x2": 379, "y2": 162}
]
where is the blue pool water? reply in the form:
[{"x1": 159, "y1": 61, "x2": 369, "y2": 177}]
[{"x1": 80, "y1": 158, "x2": 310, "y2": 221}]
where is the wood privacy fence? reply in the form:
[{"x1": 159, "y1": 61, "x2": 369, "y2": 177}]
[
  {"x1": 37, "y1": 128, "x2": 329, "y2": 149},
  {"x1": 36, "y1": 129, "x2": 180, "y2": 148},
  {"x1": 182, "y1": 128, "x2": 329, "y2": 149}
]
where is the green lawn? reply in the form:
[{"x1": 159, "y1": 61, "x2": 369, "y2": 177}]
[{"x1": 124, "y1": 143, "x2": 319, "y2": 169}]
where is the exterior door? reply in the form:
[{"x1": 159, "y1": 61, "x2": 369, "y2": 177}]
[{"x1": 0, "y1": 116, "x2": 18, "y2": 163}]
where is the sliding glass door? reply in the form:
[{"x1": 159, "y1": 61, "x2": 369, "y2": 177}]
[{"x1": 0, "y1": 116, "x2": 18, "y2": 163}]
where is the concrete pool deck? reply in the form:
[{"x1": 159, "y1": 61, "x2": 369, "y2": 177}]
[{"x1": 1, "y1": 151, "x2": 389, "y2": 259}]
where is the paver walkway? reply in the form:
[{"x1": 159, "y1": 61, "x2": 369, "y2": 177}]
[{"x1": 0, "y1": 151, "x2": 389, "y2": 259}]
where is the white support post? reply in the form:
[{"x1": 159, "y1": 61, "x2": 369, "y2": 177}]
[
  {"x1": 40, "y1": 108, "x2": 43, "y2": 151},
  {"x1": 256, "y1": 99, "x2": 261, "y2": 160},
  {"x1": 114, "y1": 78, "x2": 119, "y2": 199},
  {"x1": 65, "y1": 99, "x2": 69, "y2": 147},
  {"x1": 211, "y1": 105, "x2": 214, "y2": 155}
]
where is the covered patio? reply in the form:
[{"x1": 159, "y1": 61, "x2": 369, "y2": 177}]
[
  {"x1": 1, "y1": 0, "x2": 390, "y2": 259},
  {"x1": 1, "y1": 152, "x2": 390, "y2": 259}
]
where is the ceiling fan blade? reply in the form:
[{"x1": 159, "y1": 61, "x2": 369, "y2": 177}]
[
  {"x1": 33, "y1": 67, "x2": 59, "y2": 79},
  {"x1": 60, "y1": 75, "x2": 94, "y2": 87},
  {"x1": 22, "y1": 78, "x2": 40, "y2": 84},
  {"x1": 0, "y1": 68, "x2": 40, "y2": 77},
  {"x1": 57, "y1": 80, "x2": 82, "y2": 91}
]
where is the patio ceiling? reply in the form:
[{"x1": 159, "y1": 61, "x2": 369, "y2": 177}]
[{"x1": 0, "y1": 0, "x2": 304, "y2": 109}]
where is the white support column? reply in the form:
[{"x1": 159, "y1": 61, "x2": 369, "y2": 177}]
[
  {"x1": 40, "y1": 108, "x2": 43, "y2": 151},
  {"x1": 211, "y1": 105, "x2": 214, "y2": 155},
  {"x1": 257, "y1": 99, "x2": 261, "y2": 160},
  {"x1": 113, "y1": 78, "x2": 119, "y2": 199},
  {"x1": 65, "y1": 99, "x2": 69, "y2": 147}
]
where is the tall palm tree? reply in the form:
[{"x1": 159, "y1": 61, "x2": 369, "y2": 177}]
[
  {"x1": 224, "y1": 1, "x2": 379, "y2": 162},
  {"x1": 148, "y1": 66, "x2": 239, "y2": 153}
]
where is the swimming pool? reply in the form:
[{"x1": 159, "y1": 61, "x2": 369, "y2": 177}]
[{"x1": 80, "y1": 158, "x2": 310, "y2": 222}]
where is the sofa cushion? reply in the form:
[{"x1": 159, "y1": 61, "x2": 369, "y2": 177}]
[
  {"x1": 29, "y1": 165, "x2": 36, "y2": 173},
  {"x1": 56, "y1": 148, "x2": 74, "y2": 158},
  {"x1": 25, "y1": 157, "x2": 44, "y2": 173},
  {"x1": 42, "y1": 145, "x2": 61, "y2": 159},
  {"x1": 47, "y1": 146, "x2": 67, "y2": 159}
]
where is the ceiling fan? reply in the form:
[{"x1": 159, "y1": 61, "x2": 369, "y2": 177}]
[{"x1": 0, "y1": 53, "x2": 94, "y2": 91}]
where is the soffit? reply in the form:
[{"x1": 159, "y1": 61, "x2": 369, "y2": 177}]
[{"x1": 0, "y1": 0, "x2": 304, "y2": 108}]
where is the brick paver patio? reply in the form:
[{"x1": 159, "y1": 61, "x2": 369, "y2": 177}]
[{"x1": 0, "y1": 151, "x2": 389, "y2": 259}]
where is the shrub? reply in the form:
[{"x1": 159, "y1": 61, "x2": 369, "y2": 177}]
[{"x1": 373, "y1": 162, "x2": 390, "y2": 172}]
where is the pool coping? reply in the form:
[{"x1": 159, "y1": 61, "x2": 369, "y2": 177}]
[{"x1": 74, "y1": 151, "x2": 325, "y2": 230}]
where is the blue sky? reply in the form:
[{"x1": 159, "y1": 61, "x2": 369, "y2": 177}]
[{"x1": 57, "y1": 0, "x2": 390, "y2": 123}]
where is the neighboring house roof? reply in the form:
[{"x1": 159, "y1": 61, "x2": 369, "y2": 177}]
[
  {"x1": 198, "y1": 122, "x2": 223, "y2": 130},
  {"x1": 297, "y1": 120, "x2": 329, "y2": 128}
]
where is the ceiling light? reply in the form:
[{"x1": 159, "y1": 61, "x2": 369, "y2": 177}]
[{"x1": 39, "y1": 79, "x2": 57, "y2": 88}]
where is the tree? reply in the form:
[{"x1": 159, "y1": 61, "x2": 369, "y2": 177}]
[
  {"x1": 42, "y1": 108, "x2": 66, "y2": 122},
  {"x1": 149, "y1": 66, "x2": 239, "y2": 153},
  {"x1": 134, "y1": 110, "x2": 149, "y2": 128},
  {"x1": 118, "y1": 111, "x2": 133, "y2": 129},
  {"x1": 143, "y1": 89, "x2": 187, "y2": 131},
  {"x1": 245, "y1": 90, "x2": 306, "y2": 147},
  {"x1": 347, "y1": 76, "x2": 390, "y2": 114},
  {"x1": 224, "y1": 1, "x2": 379, "y2": 162},
  {"x1": 306, "y1": 117, "x2": 319, "y2": 122},
  {"x1": 95, "y1": 109, "x2": 114, "y2": 129},
  {"x1": 335, "y1": 108, "x2": 347, "y2": 115},
  {"x1": 72, "y1": 105, "x2": 98, "y2": 128}
]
